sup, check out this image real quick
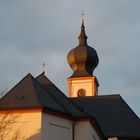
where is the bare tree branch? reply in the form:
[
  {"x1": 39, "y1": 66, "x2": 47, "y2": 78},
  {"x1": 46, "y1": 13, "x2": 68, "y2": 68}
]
[{"x1": 0, "y1": 112, "x2": 25, "y2": 140}]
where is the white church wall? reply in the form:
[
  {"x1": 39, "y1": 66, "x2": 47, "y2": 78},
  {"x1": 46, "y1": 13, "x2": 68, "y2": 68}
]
[
  {"x1": 0, "y1": 109, "x2": 42, "y2": 140},
  {"x1": 108, "y1": 137, "x2": 118, "y2": 140},
  {"x1": 68, "y1": 77, "x2": 98, "y2": 97},
  {"x1": 74, "y1": 121, "x2": 101, "y2": 140},
  {"x1": 89, "y1": 122, "x2": 101, "y2": 140},
  {"x1": 41, "y1": 113, "x2": 73, "y2": 140},
  {"x1": 68, "y1": 78, "x2": 93, "y2": 97},
  {"x1": 0, "y1": 110, "x2": 102, "y2": 140}
]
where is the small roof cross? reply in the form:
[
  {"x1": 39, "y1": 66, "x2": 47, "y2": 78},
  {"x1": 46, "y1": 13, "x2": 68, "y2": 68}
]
[{"x1": 42, "y1": 62, "x2": 46, "y2": 73}]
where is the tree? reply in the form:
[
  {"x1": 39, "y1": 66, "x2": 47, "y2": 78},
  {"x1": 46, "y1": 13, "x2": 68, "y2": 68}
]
[
  {"x1": 0, "y1": 112, "x2": 25, "y2": 140},
  {"x1": 0, "y1": 91, "x2": 25, "y2": 140}
]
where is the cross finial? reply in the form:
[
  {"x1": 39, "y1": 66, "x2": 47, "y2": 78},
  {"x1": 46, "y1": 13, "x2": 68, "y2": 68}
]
[
  {"x1": 42, "y1": 62, "x2": 46, "y2": 73},
  {"x1": 81, "y1": 9, "x2": 85, "y2": 20}
]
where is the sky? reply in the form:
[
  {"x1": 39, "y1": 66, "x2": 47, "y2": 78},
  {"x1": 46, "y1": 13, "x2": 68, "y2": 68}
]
[{"x1": 0, "y1": 0, "x2": 140, "y2": 116}]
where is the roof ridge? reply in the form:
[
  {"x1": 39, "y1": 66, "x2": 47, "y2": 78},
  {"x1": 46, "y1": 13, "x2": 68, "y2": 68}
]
[
  {"x1": 70, "y1": 94, "x2": 121, "y2": 99},
  {"x1": 120, "y1": 96, "x2": 140, "y2": 120},
  {"x1": 36, "y1": 73, "x2": 88, "y2": 117},
  {"x1": 35, "y1": 75, "x2": 73, "y2": 114},
  {"x1": 97, "y1": 94, "x2": 121, "y2": 98},
  {"x1": 31, "y1": 76, "x2": 71, "y2": 114},
  {"x1": 0, "y1": 73, "x2": 34, "y2": 99},
  {"x1": 36, "y1": 72, "x2": 44, "y2": 79}
]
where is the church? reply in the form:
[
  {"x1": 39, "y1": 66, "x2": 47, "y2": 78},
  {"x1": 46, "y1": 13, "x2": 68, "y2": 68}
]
[{"x1": 0, "y1": 21, "x2": 140, "y2": 140}]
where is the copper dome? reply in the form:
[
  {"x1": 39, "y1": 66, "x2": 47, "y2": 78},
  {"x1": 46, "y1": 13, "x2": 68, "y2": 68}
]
[{"x1": 67, "y1": 21, "x2": 99, "y2": 78}]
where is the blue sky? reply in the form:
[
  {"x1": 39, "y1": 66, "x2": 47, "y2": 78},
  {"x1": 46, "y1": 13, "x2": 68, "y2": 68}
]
[{"x1": 0, "y1": 0, "x2": 140, "y2": 116}]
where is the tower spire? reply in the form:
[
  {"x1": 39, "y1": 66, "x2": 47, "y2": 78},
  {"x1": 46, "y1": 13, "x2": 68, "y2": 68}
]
[
  {"x1": 78, "y1": 20, "x2": 88, "y2": 46},
  {"x1": 67, "y1": 21, "x2": 99, "y2": 78},
  {"x1": 67, "y1": 20, "x2": 99, "y2": 97}
]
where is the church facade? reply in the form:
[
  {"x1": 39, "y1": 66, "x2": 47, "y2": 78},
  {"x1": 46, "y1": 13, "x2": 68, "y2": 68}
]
[{"x1": 0, "y1": 21, "x2": 140, "y2": 140}]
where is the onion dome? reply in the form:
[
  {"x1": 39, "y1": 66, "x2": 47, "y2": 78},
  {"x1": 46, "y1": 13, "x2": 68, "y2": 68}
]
[{"x1": 67, "y1": 21, "x2": 99, "y2": 78}]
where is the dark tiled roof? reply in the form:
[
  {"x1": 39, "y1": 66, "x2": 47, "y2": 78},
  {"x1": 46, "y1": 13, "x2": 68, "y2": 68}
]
[
  {"x1": 71, "y1": 95, "x2": 140, "y2": 138},
  {"x1": 0, "y1": 73, "x2": 86, "y2": 117},
  {"x1": 1, "y1": 73, "x2": 140, "y2": 139},
  {"x1": 36, "y1": 72, "x2": 87, "y2": 117},
  {"x1": 0, "y1": 73, "x2": 42, "y2": 110},
  {"x1": 0, "y1": 73, "x2": 67, "y2": 113}
]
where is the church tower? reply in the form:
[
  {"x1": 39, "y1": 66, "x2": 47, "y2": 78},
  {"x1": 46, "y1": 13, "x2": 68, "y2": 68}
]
[{"x1": 67, "y1": 21, "x2": 99, "y2": 97}]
